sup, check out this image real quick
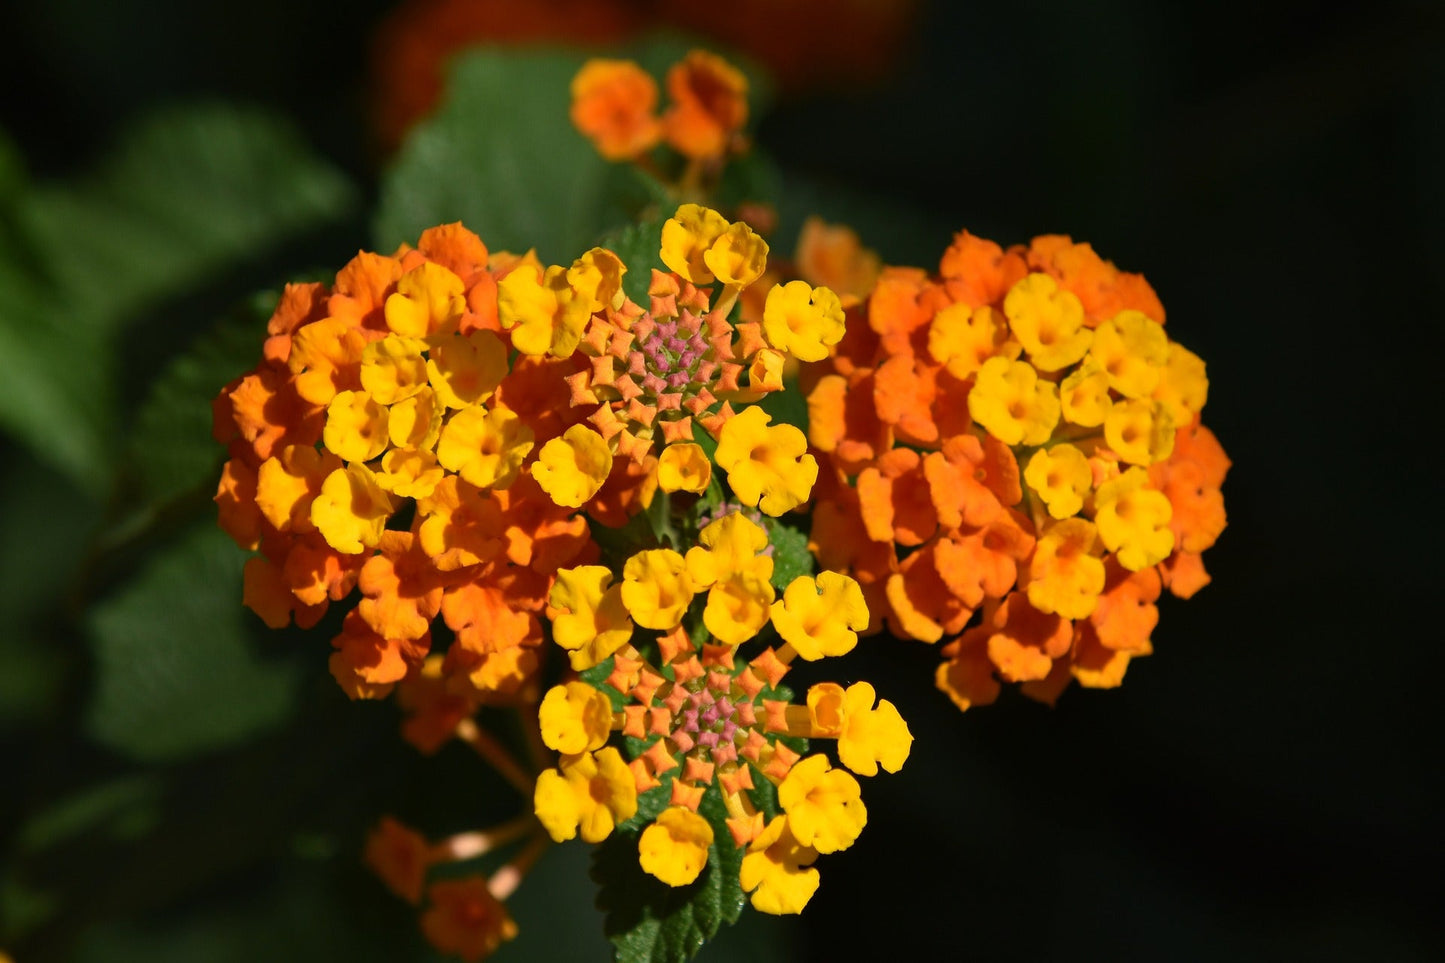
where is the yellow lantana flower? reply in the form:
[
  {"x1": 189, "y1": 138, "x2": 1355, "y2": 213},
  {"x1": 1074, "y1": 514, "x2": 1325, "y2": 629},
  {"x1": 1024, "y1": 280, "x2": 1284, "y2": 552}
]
[
  {"x1": 703, "y1": 221, "x2": 769, "y2": 287},
  {"x1": 1093, "y1": 467, "x2": 1175, "y2": 571},
  {"x1": 659, "y1": 203, "x2": 729, "y2": 284},
  {"x1": 684, "y1": 512, "x2": 775, "y2": 646},
  {"x1": 806, "y1": 682, "x2": 913, "y2": 777},
  {"x1": 927, "y1": 303, "x2": 1009, "y2": 379},
  {"x1": 1003, "y1": 272, "x2": 1092, "y2": 371},
  {"x1": 360, "y1": 335, "x2": 429, "y2": 405},
  {"x1": 375, "y1": 447, "x2": 444, "y2": 499},
  {"x1": 639, "y1": 807, "x2": 714, "y2": 887},
  {"x1": 1089, "y1": 309, "x2": 1168, "y2": 399},
  {"x1": 1060, "y1": 360, "x2": 1113, "y2": 427},
  {"x1": 384, "y1": 261, "x2": 465, "y2": 338},
  {"x1": 620, "y1": 549, "x2": 695, "y2": 629},
  {"x1": 566, "y1": 247, "x2": 627, "y2": 313},
  {"x1": 531, "y1": 425, "x2": 613, "y2": 508},
  {"x1": 1026, "y1": 517, "x2": 1106, "y2": 620},
  {"x1": 324, "y1": 390, "x2": 390, "y2": 463},
  {"x1": 1024, "y1": 443, "x2": 1092, "y2": 519},
  {"x1": 387, "y1": 387, "x2": 443, "y2": 450},
  {"x1": 1153, "y1": 342, "x2": 1209, "y2": 426},
  {"x1": 770, "y1": 572, "x2": 867, "y2": 661},
  {"x1": 497, "y1": 263, "x2": 591, "y2": 357},
  {"x1": 715, "y1": 406, "x2": 818, "y2": 516},
  {"x1": 777, "y1": 754, "x2": 866, "y2": 854},
  {"x1": 761, "y1": 281, "x2": 845, "y2": 363},
  {"x1": 311, "y1": 463, "x2": 395, "y2": 554},
  {"x1": 435, "y1": 405, "x2": 535, "y2": 489},
  {"x1": 739, "y1": 816, "x2": 820, "y2": 915},
  {"x1": 1104, "y1": 398, "x2": 1175, "y2": 466},
  {"x1": 538, "y1": 681, "x2": 614, "y2": 755},
  {"x1": 255, "y1": 444, "x2": 340, "y2": 533},
  {"x1": 657, "y1": 442, "x2": 711, "y2": 493},
  {"x1": 967, "y1": 356, "x2": 1060, "y2": 446},
  {"x1": 426, "y1": 331, "x2": 508, "y2": 409},
  {"x1": 533, "y1": 747, "x2": 637, "y2": 843},
  {"x1": 548, "y1": 565, "x2": 633, "y2": 670}
]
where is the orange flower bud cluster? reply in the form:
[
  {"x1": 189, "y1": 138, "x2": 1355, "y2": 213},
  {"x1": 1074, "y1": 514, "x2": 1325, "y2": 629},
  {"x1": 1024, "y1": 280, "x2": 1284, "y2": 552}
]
[
  {"x1": 803, "y1": 231, "x2": 1229, "y2": 710},
  {"x1": 571, "y1": 49, "x2": 749, "y2": 163}
]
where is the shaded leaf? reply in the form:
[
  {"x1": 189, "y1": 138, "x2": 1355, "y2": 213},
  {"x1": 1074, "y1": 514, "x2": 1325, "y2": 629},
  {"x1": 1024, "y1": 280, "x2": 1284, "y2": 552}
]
[
  {"x1": 84, "y1": 522, "x2": 302, "y2": 761},
  {"x1": 761, "y1": 516, "x2": 812, "y2": 591},
  {"x1": 599, "y1": 215, "x2": 666, "y2": 305},
  {"x1": 125, "y1": 291, "x2": 274, "y2": 507},
  {"x1": 0, "y1": 105, "x2": 353, "y2": 490},
  {"x1": 374, "y1": 49, "x2": 616, "y2": 262},
  {"x1": 15, "y1": 104, "x2": 354, "y2": 331},
  {"x1": 592, "y1": 782, "x2": 747, "y2": 963}
]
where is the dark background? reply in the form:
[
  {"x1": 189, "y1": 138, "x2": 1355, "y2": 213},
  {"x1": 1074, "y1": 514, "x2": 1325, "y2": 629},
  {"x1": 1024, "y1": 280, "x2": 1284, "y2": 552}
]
[{"x1": 2, "y1": 0, "x2": 1439, "y2": 959}]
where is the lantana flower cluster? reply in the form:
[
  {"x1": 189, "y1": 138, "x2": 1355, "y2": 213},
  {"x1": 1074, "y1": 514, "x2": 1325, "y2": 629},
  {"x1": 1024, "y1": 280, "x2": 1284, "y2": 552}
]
[
  {"x1": 212, "y1": 198, "x2": 909, "y2": 955},
  {"x1": 533, "y1": 509, "x2": 911, "y2": 914},
  {"x1": 803, "y1": 232, "x2": 1229, "y2": 711}
]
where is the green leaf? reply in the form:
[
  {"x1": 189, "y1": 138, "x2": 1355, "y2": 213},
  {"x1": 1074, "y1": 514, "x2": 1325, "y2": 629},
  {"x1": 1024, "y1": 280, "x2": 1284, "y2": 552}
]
[
  {"x1": 374, "y1": 48, "x2": 617, "y2": 262},
  {"x1": 592, "y1": 783, "x2": 747, "y2": 963},
  {"x1": 761, "y1": 516, "x2": 812, "y2": 591},
  {"x1": 0, "y1": 105, "x2": 353, "y2": 490},
  {"x1": 15, "y1": 104, "x2": 355, "y2": 330},
  {"x1": 14, "y1": 775, "x2": 163, "y2": 855},
  {"x1": 0, "y1": 266, "x2": 114, "y2": 492},
  {"x1": 124, "y1": 291, "x2": 274, "y2": 508},
  {"x1": 84, "y1": 522, "x2": 302, "y2": 761},
  {"x1": 599, "y1": 215, "x2": 666, "y2": 305},
  {"x1": 757, "y1": 378, "x2": 809, "y2": 433}
]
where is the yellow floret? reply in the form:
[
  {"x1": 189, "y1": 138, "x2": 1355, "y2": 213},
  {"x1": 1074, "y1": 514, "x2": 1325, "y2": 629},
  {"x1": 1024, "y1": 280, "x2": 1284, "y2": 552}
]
[
  {"x1": 761, "y1": 281, "x2": 845, "y2": 362},
  {"x1": 1059, "y1": 360, "x2": 1113, "y2": 428},
  {"x1": 531, "y1": 425, "x2": 613, "y2": 508},
  {"x1": 659, "y1": 203, "x2": 729, "y2": 284},
  {"x1": 384, "y1": 261, "x2": 465, "y2": 338},
  {"x1": 639, "y1": 807, "x2": 714, "y2": 887},
  {"x1": 533, "y1": 747, "x2": 637, "y2": 843},
  {"x1": 310, "y1": 463, "x2": 395, "y2": 554},
  {"x1": 1104, "y1": 398, "x2": 1175, "y2": 466},
  {"x1": 497, "y1": 263, "x2": 591, "y2": 357},
  {"x1": 715, "y1": 406, "x2": 818, "y2": 516},
  {"x1": 1003, "y1": 272, "x2": 1092, "y2": 371},
  {"x1": 740, "y1": 816, "x2": 820, "y2": 915},
  {"x1": 548, "y1": 565, "x2": 634, "y2": 670},
  {"x1": 426, "y1": 331, "x2": 508, "y2": 409},
  {"x1": 777, "y1": 755, "x2": 866, "y2": 854},
  {"x1": 620, "y1": 548, "x2": 695, "y2": 629},
  {"x1": 1093, "y1": 467, "x2": 1175, "y2": 571},
  {"x1": 324, "y1": 390, "x2": 390, "y2": 463},
  {"x1": 360, "y1": 335, "x2": 430, "y2": 405},
  {"x1": 538, "y1": 681, "x2": 614, "y2": 755},
  {"x1": 657, "y1": 442, "x2": 711, "y2": 493},
  {"x1": 703, "y1": 221, "x2": 769, "y2": 287},
  {"x1": 1024, "y1": 443, "x2": 1092, "y2": 519},
  {"x1": 436, "y1": 404, "x2": 535, "y2": 489},
  {"x1": 770, "y1": 572, "x2": 868, "y2": 661},
  {"x1": 967, "y1": 356, "x2": 1060, "y2": 446},
  {"x1": 1026, "y1": 517, "x2": 1106, "y2": 620},
  {"x1": 1089, "y1": 309, "x2": 1168, "y2": 399}
]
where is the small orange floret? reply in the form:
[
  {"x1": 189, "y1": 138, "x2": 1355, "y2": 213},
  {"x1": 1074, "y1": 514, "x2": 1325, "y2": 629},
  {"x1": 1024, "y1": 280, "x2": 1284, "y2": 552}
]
[
  {"x1": 571, "y1": 58, "x2": 662, "y2": 160},
  {"x1": 662, "y1": 49, "x2": 748, "y2": 160}
]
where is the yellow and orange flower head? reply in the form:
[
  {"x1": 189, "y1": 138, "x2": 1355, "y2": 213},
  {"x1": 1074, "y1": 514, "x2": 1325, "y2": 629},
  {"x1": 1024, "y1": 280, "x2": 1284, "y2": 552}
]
[
  {"x1": 215, "y1": 221, "x2": 608, "y2": 706},
  {"x1": 532, "y1": 520, "x2": 911, "y2": 915},
  {"x1": 803, "y1": 227, "x2": 1228, "y2": 711}
]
